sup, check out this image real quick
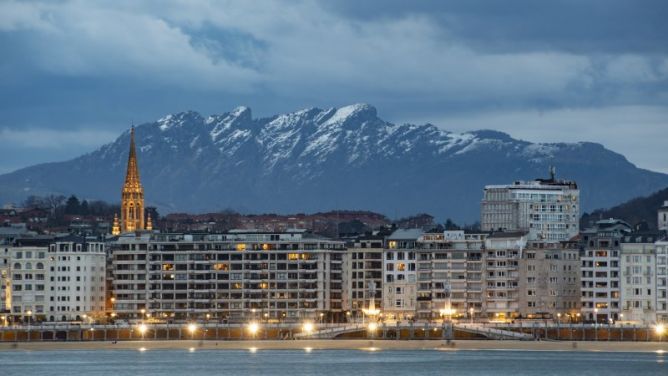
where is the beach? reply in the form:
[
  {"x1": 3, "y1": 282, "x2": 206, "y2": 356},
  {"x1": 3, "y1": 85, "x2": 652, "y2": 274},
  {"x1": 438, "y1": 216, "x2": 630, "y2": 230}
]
[{"x1": 1, "y1": 339, "x2": 667, "y2": 352}]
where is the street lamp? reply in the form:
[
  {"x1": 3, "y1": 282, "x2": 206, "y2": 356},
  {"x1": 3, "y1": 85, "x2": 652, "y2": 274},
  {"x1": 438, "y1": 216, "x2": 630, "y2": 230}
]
[
  {"x1": 594, "y1": 308, "x2": 599, "y2": 324},
  {"x1": 137, "y1": 323, "x2": 147, "y2": 340},
  {"x1": 302, "y1": 322, "x2": 314, "y2": 336},
  {"x1": 469, "y1": 307, "x2": 474, "y2": 324},
  {"x1": 367, "y1": 322, "x2": 378, "y2": 337},
  {"x1": 187, "y1": 323, "x2": 198, "y2": 338},
  {"x1": 655, "y1": 324, "x2": 666, "y2": 340},
  {"x1": 247, "y1": 322, "x2": 260, "y2": 338}
]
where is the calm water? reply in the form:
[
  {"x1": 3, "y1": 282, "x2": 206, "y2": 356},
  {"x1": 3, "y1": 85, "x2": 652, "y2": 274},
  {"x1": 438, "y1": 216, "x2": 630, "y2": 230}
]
[{"x1": 0, "y1": 349, "x2": 666, "y2": 375}]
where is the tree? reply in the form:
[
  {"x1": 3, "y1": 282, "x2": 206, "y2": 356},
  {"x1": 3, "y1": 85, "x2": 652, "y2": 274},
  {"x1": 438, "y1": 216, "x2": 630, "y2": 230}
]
[
  {"x1": 444, "y1": 218, "x2": 460, "y2": 231},
  {"x1": 80, "y1": 200, "x2": 89, "y2": 215},
  {"x1": 44, "y1": 195, "x2": 66, "y2": 215},
  {"x1": 23, "y1": 195, "x2": 46, "y2": 209},
  {"x1": 64, "y1": 195, "x2": 81, "y2": 215}
]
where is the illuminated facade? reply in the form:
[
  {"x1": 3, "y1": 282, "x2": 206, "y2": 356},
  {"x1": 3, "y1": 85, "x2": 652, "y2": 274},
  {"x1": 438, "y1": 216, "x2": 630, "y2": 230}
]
[
  {"x1": 110, "y1": 230, "x2": 345, "y2": 322},
  {"x1": 481, "y1": 175, "x2": 579, "y2": 242},
  {"x1": 120, "y1": 127, "x2": 145, "y2": 233}
]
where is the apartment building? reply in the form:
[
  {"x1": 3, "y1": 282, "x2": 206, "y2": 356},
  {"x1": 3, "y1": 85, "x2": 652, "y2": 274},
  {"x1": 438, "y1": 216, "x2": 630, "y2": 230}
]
[
  {"x1": 382, "y1": 229, "x2": 420, "y2": 320},
  {"x1": 518, "y1": 240, "x2": 580, "y2": 319},
  {"x1": 620, "y1": 234, "x2": 660, "y2": 325},
  {"x1": 110, "y1": 230, "x2": 346, "y2": 323},
  {"x1": 1, "y1": 236, "x2": 106, "y2": 323},
  {"x1": 343, "y1": 235, "x2": 384, "y2": 317},
  {"x1": 580, "y1": 219, "x2": 631, "y2": 322},
  {"x1": 48, "y1": 236, "x2": 107, "y2": 322},
  {"x1": 656, "y1": 239, "x2": 668, "y2": 322},
  {"x1": 481, "y1": 174, "x2": 579, "y2": 242},
  {"x1": 483, "y1": 232, "x2": 524, "y2": 320},
  {"x1": 414, "y1": 231, "x2": 485, "y2": 321}
]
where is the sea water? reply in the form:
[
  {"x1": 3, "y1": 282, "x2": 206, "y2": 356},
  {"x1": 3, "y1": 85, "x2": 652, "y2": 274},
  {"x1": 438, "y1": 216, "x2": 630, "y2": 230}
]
[{"x1": 0, "y1": 349, "x2": 665, "y2": 375}]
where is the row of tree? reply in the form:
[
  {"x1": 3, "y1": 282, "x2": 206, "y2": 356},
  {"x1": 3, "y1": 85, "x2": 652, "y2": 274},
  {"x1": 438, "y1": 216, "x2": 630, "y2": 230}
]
[{"x1": 23, "y1": 194, "x2": 121, "y2": 217}]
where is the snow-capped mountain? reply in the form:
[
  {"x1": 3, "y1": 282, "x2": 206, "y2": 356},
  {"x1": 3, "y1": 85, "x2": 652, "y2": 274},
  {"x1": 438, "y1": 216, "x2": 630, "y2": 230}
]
[{"x1": 1, "y1": 104, "x2": 667, "y2": 222}]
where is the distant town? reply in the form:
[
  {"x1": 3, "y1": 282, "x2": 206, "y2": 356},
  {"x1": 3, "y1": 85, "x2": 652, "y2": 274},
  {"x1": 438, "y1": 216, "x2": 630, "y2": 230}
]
[{"x1": 1, "y1": 127, "x2": 667, "y2": 342}]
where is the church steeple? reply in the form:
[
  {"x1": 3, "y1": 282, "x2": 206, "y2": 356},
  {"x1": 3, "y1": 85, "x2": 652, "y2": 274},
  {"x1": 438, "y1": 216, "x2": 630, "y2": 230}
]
[{"x1": 120, "y1": 126, "x2": 145, "y2": 233}]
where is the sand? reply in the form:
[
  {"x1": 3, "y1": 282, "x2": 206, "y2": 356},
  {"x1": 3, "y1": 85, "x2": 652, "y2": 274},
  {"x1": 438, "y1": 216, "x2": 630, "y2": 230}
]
[{"x1": 1, "y1": 339, "x2": 667, "y2": 353}]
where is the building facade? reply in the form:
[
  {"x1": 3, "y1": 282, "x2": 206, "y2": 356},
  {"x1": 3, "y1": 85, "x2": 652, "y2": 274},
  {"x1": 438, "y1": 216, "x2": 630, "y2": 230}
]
[
  {"x1": 111, "y1": 230, "x2": 345, "y2": 323},
  {"x1": 343, "y1": 235, "x2": 383, "y2": 317},
  {"x1": 382, "y1": 229, "x2": 420, "y2": 320},
  {"x1": 481, "y1": 176, "x2": 579, "y2": 242},
  {"x1": 415, "y1": 231, "x2": 485, "y2": 321},
  {"x1": 483, "y1": 232, "x2": 524, "y2": 320},
  {"x1": 2, "y1": 236, "x2": 106, "y2": 323},
  {"x1": 518, "y1": 241, "x2": 581, "y2": 320},
  {"x1": 656, "y1": 240, "x2": 668, "y2": 322},
  {"x1": 580, "y1": 219, "x2": 631, "y2": 322},
  {"x1": 620, "y1": 234, "x2": 659, "y2": 325}
]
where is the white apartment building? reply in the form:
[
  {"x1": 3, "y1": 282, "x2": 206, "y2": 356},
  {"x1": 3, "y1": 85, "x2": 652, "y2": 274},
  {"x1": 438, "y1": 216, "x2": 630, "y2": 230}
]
[
  {"x1": 656, "y1": 240, "x2": 668, "y2": 323},
  {"x1": 481, "y1": 175, "x2": 579, "y2": 242},
  {"x1": 48, "y1": 237, "x2": 107, "y2": 322},
  {"x1": 2, "y1": 236, "x2": 106, "y2": 323},
  {"x1": 6, "y1": 245, "x2": 49, "y2": 322},
  {"x1": 580, "y1": 219, "x2": 630, "y2": 323},
  {"x1": 620, "y1": 235, "x2": 659, "y2": 325}
]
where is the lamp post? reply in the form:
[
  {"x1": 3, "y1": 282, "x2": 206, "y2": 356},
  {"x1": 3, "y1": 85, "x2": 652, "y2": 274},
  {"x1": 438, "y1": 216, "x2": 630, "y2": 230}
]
[
  {"x1": 469, "y1": 307, "x2": 474, "y2": 325},
  {"x1": 187, "y1": 323, "x2": 197, "y2": 340},
  {"x1": 26, "y1": 310, "x2": 32, "y2": 341},
  {"x1": 655, "y1": 324, "x2": 665, "y2": 341}
]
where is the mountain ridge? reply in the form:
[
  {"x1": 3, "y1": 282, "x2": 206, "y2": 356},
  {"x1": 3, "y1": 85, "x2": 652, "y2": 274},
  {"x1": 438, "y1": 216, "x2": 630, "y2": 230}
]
[{"x1": 1, "y1": 103, "x2": 667, "y2": 222}]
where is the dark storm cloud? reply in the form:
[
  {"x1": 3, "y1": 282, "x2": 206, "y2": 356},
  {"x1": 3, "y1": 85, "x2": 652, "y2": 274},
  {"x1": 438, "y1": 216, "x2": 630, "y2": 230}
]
[
  {"x1": 0, "y1": 0, "x2": 666, "y2": 173},
  {"x1": 323, "y1": 0, "x2": 668, "y2": 54}
]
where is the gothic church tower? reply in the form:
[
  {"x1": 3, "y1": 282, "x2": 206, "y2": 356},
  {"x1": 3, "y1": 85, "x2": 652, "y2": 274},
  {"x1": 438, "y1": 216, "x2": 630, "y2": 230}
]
[{"x1": 120, "y1": 126, "x2": 145, "y2": 232}]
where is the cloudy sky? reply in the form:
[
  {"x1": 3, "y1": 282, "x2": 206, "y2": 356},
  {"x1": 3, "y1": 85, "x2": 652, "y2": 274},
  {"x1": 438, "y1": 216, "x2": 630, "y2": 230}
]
[{"x1": 1, "y1": 0, "x2": 667, "y2": 174}]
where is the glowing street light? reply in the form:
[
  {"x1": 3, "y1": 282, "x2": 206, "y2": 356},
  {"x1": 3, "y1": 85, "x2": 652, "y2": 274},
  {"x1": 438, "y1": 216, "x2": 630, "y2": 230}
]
[
  {"x1": 137, "y1": 324, "x2": 148, "y2": 340},
  {"x1": 247, "y1": 322, "x2": 260, "y2": 338},
  {"x1": 655, "y1": 324, "x2": 666, "y2": 340},
  {"x1": 187, "y1": 323, "x2": 198, "y2": 335},
  {"x1": 302, "y1": 322, "x2": 314, "y2": 335},
  {"x1": 367, "y1": 322, "x2": 378, "y2": 333}
]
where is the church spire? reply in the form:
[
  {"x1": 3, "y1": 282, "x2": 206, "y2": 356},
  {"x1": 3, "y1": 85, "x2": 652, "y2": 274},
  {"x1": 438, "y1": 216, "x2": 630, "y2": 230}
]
[
  {"x1": 120, "y1": 126, "x2": 145, "y2": 233},
  {"x1": 125, "y1": 126, "x2": 141, "y2": 189},
  {"x1": 111, "y1": 213, "x2": 120, "y2": 236}
]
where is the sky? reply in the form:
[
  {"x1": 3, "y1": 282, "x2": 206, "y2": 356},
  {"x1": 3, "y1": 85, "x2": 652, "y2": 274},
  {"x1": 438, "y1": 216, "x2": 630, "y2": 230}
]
[{"x1": 1, "y1": 0, "x2": 667, "y2": 174}]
